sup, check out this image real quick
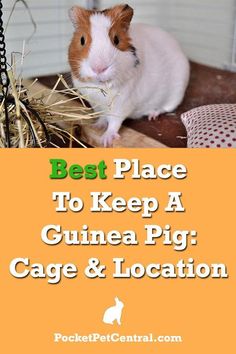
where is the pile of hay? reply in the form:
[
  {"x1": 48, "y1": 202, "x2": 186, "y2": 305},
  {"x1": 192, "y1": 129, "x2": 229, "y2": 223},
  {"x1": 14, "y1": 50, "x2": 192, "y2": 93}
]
[{"x1": 0, "y1": 73, "x2": 100, "y2": 148}]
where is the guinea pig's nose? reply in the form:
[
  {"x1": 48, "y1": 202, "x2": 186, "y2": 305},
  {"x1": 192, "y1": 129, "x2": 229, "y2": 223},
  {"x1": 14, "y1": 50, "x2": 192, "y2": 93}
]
[{"x1": 92, "y1": 65, "x2": 109, "y2": 75}]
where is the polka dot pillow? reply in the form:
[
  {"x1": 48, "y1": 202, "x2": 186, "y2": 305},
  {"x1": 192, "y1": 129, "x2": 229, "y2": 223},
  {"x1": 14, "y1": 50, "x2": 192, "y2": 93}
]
[{"x1": 181, "y1": 104, "x2": 236, "y2": 148}]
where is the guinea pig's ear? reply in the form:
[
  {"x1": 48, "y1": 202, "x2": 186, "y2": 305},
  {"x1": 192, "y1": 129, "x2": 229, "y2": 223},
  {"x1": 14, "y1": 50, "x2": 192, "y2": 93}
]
[
  {"x1": 69, "y1": 6, "x2": 90, "y2": 28},
  {"x1": 121, "y1": 4, "x2": 134, "y2": 23},
  {"x1": 107, "y1": 4, "x2": 134, "y2": 31}
]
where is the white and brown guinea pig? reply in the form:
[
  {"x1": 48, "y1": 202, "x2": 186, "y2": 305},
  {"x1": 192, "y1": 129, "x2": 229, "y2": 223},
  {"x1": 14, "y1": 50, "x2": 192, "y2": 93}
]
[{"x1": 68, "y1": 4, "x2": 190, "y2": 147}]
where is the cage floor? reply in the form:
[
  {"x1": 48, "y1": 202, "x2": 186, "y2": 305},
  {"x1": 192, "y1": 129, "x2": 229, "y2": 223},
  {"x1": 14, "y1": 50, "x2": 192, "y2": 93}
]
[{"x1": 39, "y1": 61, "x2": 236, "y2": 148}]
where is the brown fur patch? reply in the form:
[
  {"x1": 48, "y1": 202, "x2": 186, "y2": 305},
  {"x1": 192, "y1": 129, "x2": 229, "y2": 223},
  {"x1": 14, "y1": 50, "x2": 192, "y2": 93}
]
[
  {"x1": 105, "y1": 4, "x2": 134, "y2": 51},
  {"x1": 68, "y1": 6, "x2": 94, "y2": 80}
]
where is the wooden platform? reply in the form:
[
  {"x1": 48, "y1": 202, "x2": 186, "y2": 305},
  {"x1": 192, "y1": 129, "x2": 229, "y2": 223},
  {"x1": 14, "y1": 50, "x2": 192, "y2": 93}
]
[{"x1": 38, "y1": 61, "x2": 236, "y2": 148}]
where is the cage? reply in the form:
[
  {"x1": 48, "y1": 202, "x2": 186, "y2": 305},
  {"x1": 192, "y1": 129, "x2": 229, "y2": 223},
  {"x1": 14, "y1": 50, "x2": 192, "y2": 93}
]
[{"x1": 2, "y1": 0, "x2": 236, "y2": 148}]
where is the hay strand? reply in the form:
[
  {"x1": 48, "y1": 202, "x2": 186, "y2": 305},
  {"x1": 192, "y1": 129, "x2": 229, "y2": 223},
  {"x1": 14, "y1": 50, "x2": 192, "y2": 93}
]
[{"x1": 0, "y1": 72, "x2": 101, "y2": 148}]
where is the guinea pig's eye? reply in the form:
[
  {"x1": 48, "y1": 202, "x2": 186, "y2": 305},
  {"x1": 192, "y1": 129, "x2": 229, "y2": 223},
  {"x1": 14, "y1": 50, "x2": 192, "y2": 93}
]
[
  {"x1": 114, "y1": 35, "x2": 120, "y2": 46},
  {"x1": 80, "y1": 36, "x2": 86, "y2": 46}
]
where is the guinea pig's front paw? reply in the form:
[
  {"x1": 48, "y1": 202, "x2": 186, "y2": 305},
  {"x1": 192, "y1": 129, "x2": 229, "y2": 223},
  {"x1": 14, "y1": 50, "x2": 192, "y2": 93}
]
[
  {"x1": 101, "y1": 131, "x2": 120, "y2": 148},
  {"x1": 148, "y1": 110, "x2": 161, "y2": 121}
]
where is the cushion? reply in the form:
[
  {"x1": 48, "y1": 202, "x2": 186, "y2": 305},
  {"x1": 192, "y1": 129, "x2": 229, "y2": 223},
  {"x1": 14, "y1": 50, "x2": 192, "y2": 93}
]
[{"x1": 181, "y1": 104, "x2": 236, "y2": 148}]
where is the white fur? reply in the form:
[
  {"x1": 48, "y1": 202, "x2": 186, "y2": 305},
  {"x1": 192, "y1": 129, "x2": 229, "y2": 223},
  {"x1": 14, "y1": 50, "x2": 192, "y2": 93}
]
[{"x1": 72, "y1": 15, "x2": 190, "y2": 147}]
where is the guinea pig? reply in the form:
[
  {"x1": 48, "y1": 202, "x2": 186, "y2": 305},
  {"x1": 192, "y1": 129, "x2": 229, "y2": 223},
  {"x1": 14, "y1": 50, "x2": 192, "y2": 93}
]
[{"x1": 68, "y1": 4, "x2": 190, "y2": 147}]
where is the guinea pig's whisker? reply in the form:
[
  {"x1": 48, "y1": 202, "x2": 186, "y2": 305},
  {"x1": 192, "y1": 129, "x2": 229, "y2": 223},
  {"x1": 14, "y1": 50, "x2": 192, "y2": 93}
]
[{"x1": 62, "y1": 72, "x2": 72, "y2": 79}]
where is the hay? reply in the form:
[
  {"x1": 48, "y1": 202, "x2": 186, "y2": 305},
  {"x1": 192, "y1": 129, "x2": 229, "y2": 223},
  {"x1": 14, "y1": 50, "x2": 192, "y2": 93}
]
[{"x1": 0, "y1": 72, "x2": 102, "y2": 148}]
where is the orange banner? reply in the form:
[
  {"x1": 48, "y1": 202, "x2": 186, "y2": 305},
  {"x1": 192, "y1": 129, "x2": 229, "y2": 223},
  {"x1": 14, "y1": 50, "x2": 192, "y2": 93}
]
[{"x1": 1, "y1": 149, "x2": 235, "y2": 354}]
